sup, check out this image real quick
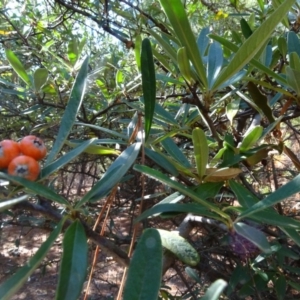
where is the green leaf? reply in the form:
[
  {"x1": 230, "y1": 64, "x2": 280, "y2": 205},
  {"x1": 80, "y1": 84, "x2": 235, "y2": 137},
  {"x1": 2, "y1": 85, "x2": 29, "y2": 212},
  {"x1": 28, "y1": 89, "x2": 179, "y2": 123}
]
[
  {"x1": 41, "y1": 139, "x2": 97, "y2": 179},
  {"x1": 289, "y1": 52, "x2": 300, "y2": 70},
  {"x1": 212, "y1": 0, "x2": 295, "y2": 89},
  {"x1": 207, "y1": 42, "x2": 223, "y2": 89},
  {"x1": 133, "y1": 164, "x2": 231, "y2": 223},
  {"x1": 240, "y1": 18, "x2": 253, "y2": 39},
  {"x1": 233, "y1": 222, "x2": 272, "y2": 254},
  {"x1": 123, "y1": 228, "x2": 162, "y2": 300},
  {"x1": 274, "y1": 275, "x2": 286, "y2": 300},
  {"x1": 135, "y1": 203, "x2": 222, "y2": 223},
  {"x1": 5, "y1": 49, "x2": 31, "y2": 86},
  {"x1": 145, "y1": 148, "x2": 179, "y2": 176},
  {"x1": 177, "y1": 47, "x2": 197, "y2": 84},
  {"x1": 210, "y1": 34, "x2": 287, "y2": 86},
  {"x1": 194, "y1": 182, "x2": 224, "y2": 200},
  {"x1": 239, "y1": 125, "x2": 263, "y2": 152},
  {"x1": 56, "y1": 220, "x2": 88, "y2": 300},
  {"x1": 278, "y1": 36, "x2": 287, "y2": 57},
  {"x1": 192, "y1": 128, "x2": 209, "y2": 180},
  {"x1": 64, "y1": 139, "x2": 120, "y2": 156},
  {"x1": 33, "y1": 68, "x2": 48, "y2": 91},
  {"x1": 287, "y1": 31, "x2": 300, "y2": 57},
  {"x1": 237, "y1": 173, "x2": 300, "y2": 220},
  {"x1": 157, "y1": 229, "x2": 200, "y2": 266},
  {"x1": 286, "y1": 66, "x2": 300, "y2": 96},
  {"x1": 201, "y1": 279, "x2": 227, "y2": 300},
  {"x1": 161, "y1": 137, "x2": 191, "y2": 168},
  {"x1": 0, "y1": 218, "x2": 65, "y2": 300},
  {"x1": 67, "y1": 38, "x2": 79, "y2": 65},
  {"x1": 159, "y1": 0, "x2": 208, "y2": 88},
  {"x1": 141, "y1": 38, "x2": 156, "y2": 141},
  {"x1": 76, "y1": 142, "x2": 141, "y2": 207},
  {"x1": 45, "y1": 56, "x2": 89, "y2": 165},
  {"x1": 197, "y1": 27, "x2": 210, "y2": 57},
  {"x1": 280, "y1": 227, "x2": 300, "y2": 247},
  {"x1": 247, "y1": 82, "x2": 275, "y2": 122},
  {"x1": 0, "y1": 173, "x2": 70, "y2": 207},
  {"x1": 134, "y1": 34, "x2": 142, "y2": 71}
]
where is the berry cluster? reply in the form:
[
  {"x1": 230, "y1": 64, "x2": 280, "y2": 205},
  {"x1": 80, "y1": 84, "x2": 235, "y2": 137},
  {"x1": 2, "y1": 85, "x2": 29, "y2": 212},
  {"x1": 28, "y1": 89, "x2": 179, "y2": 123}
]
[{"x1": 0, "y1": 135, "x2": 47, "y2": 181}]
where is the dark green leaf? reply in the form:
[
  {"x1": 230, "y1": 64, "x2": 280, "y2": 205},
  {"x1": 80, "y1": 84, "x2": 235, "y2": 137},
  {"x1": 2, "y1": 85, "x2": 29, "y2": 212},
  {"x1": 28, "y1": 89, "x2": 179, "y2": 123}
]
[
  {"x1": 141, "y1": 38, "x2": 156, "y2": 141},
  {"x1": 123, "y1": 228, "x2": 162, "y2": 300},
  {"x1": 0, "y1": 173, "x2": 70, "y2": 207},
  {"x1": 145, "y1": 148, "x2": 179, "y2": 176},
  {"x1": 240, "y1": 18, "x2": 253, "y2": 39},
  {"x1": 56, "y1": 220, "x2": 88, "y2": 300},
  {"x1": 76, "y1": 142, "x2": 141, "y2": 207},
  {"x1": 133, "y1": 164, "x2": 231, "y2": 222},
  {"x1": 45, "y1": 56, "x2": 89, "y2": 165},
  {"x1": 247, "y1": 82, "x2": 275, "y2": 122},
  {"x1": 237, "y1": 173, "x2": 300, "y2": 220}
]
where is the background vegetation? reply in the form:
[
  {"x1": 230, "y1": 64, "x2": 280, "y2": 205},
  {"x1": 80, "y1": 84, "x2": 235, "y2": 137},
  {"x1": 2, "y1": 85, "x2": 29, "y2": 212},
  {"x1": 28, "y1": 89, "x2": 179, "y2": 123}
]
[{"x1": 1, "y1": 0, "x2": 300, "y2": 299}]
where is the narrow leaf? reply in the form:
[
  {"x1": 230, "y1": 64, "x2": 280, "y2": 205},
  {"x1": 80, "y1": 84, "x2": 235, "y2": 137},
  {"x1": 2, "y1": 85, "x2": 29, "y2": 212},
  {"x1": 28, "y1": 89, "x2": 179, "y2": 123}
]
[
  {"x1": 192, "y1": 128, "x2": 209, "y2": 180},
  {"x1": 207, "y1": 42, "x2": 223, "y2": 89},
  {"x1": 237, "y1": 173, "x2": 300, "y2": 220},
  {"x1": 5, "y1": 49, "x2": 31, "y2": 85},
  {"x1": 42, "y1": 138, "x2": 97, "y2": 179},
  {"x1": 159, "y1": 0, "x2": 208, "y2": 88},
  {"x1": 0, "y1": 173, "x2": 70, "y2": 207},
  {"x1": 135, "y1": 203, "x2": 221, "y2": 223},
  {"x1": 76, "y1": 142, "x2": 141, "y2": 207},
  {"x1": 123, "y1": 228, "x2": 162, "y2": 300},
  {"x1": 141, "y1": 38, "x2": 156, "y2": 141},
  {"x1": 56, "y1": 220, "x2": 88, "y2": 300},
  {"x1": 0, "y1": 219, "x2": 65, "y2": 300},
  {"x1": 247, "y1": 82, "x2": 275, "y2": 122},
  {"x1": 45, "y1": 56, "x2": 89, "y2": 165},
  {"x1": 212, "y1": 0, "x2": 295, "y2": 90},
  {"x1": 210, "y1": 34, "x2": 287, "y2": 85},
  {"x1": 133, "y1": 164, "x2": 231, "y2": 222},
  {"x1": 239, "y1": 126, "x2": 263, "y2": 152}
]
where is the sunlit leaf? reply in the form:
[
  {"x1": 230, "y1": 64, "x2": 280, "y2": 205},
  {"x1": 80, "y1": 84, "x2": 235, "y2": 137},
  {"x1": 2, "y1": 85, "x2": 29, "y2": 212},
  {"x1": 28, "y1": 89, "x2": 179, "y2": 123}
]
[
  {"x1": 5, "y1": 49, "x2": 31, "y2": 86},
  {"x1": 157, "y1": 229, "x2": 200, "y2": 266}
]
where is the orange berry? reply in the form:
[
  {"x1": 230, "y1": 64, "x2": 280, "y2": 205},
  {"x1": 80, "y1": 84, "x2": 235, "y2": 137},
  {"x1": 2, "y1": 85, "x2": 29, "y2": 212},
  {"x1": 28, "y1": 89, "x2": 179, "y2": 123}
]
[
  {"x1": 19, "y1": 135, "x2": 47, "y2": 161},
  {"x1": 8, "y1": 155, "x2": 40, "y2": 181},
  {"x1": 0, "y1": 140, "x2": 21, "y2": 169}
]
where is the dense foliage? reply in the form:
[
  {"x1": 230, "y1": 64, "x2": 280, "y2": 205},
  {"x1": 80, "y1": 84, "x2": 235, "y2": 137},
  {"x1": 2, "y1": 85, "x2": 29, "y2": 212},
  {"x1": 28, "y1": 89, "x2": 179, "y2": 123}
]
[{"x1": 1, "y1": 0, "x2": 300, "y2": 299}]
